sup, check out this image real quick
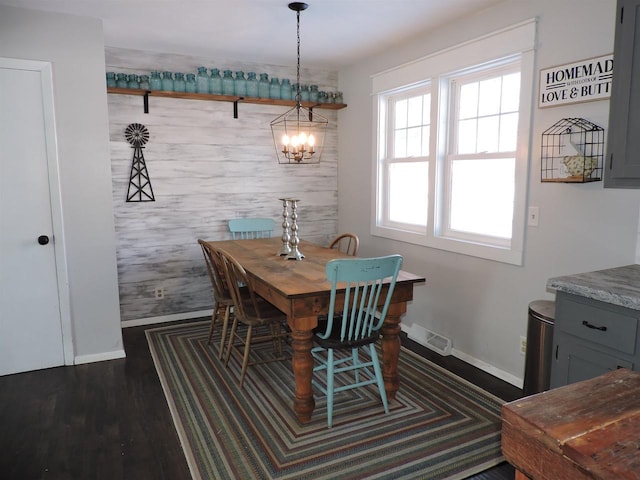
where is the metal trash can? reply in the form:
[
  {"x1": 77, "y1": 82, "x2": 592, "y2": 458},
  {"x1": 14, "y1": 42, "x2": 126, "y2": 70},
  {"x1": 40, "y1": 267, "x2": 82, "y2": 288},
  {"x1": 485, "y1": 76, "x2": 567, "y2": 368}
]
[{"x1": 523, "y1": 300, "x2": 556, "y2": 396}]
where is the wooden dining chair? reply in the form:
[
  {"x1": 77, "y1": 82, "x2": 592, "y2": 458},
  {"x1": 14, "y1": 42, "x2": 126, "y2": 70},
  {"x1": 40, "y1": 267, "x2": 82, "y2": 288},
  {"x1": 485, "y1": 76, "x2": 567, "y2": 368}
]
[
  {"x1": 218, "y1": 247, "x2": 290, "y2": 387},
  {"x1": 329, "y1": 233, "x2": 359, "y2": 256},
  {"x1": 228, "y1": 218, "x2": 276, "y2": 239},
  {"x1": 198, "y1": 239, "x2": 238, "y2": 359},
  {"x1": 311, "y1": 254, "x2": 403, "y2": 428}
]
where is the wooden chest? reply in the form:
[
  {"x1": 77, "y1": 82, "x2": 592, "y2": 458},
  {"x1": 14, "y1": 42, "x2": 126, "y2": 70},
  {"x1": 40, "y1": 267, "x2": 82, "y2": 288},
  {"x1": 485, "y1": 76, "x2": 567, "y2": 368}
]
[{"x1": 502, "y1": 368, "x2": 640, "y2": 479}]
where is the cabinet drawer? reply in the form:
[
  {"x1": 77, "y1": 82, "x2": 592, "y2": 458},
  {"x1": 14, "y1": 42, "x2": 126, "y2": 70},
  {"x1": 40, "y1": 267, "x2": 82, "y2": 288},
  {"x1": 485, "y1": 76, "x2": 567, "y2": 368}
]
[{"x1": 558, "y1": 295, "x2": 639, "y2": 355}]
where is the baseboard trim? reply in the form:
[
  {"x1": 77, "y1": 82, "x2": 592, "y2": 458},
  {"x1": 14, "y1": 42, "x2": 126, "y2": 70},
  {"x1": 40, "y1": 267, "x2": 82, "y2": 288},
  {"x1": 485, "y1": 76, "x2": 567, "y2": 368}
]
[
  {"x1": 401, "y1": 324, "x2": 523, "y2": 388},
  {"x1": 451, "y1": 348, "x2": 523, "y2": 388},
  {"x1": 75, "y1": 349, "x2": 126, "y2": 365},
  {"x1": 121, "y1": 310, "x2": 213, "y2": 328}
]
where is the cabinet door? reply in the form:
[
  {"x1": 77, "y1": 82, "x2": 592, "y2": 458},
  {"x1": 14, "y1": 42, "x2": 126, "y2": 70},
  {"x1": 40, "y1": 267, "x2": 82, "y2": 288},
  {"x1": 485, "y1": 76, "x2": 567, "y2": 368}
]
[
  {"x1": 605, "y1": 0, "x2": 640, "y2": 187},
  {"x1": 551, "y1": 332, "x2": 633, "y2": 388}
]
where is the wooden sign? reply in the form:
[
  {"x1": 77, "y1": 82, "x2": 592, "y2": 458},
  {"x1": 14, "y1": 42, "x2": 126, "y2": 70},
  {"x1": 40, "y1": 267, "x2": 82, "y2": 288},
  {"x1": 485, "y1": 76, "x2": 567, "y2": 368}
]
[{"x1": 539, "y1": 54, "x2": 613, "y2": 108}]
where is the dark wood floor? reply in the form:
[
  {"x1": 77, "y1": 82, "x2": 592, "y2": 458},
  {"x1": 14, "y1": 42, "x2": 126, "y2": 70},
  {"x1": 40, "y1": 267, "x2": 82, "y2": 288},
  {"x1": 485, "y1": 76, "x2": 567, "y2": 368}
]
[{"x1": 0, "y1": 319, "x2": 522, "y2": 479}]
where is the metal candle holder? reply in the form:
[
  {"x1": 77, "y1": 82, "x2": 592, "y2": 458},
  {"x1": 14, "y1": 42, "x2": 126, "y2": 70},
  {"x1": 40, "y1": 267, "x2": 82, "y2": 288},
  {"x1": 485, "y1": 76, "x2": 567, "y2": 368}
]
[
  {"x1": 278, "y1": 198, "x2": 292, "y2": 256},
  {"x1": 286, "y1": 199, "x2": 304, "y2": 260}
]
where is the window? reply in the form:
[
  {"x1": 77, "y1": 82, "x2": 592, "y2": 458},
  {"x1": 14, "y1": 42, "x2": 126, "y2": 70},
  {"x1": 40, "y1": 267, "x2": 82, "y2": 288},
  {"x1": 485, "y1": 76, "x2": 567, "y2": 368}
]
[
  {"x1": 372, "y1": 20, "x2": 536, "y2": 265},
  {"x1": 442, "y1": 64, "x2": 520, "y2": 245},
  {"x1": 379, "y1": 85, "x2": 430, "y2": 231}
]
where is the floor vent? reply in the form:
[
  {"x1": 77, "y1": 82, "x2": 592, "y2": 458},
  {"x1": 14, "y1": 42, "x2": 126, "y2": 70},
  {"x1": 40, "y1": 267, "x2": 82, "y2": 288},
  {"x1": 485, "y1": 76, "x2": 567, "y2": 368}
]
[{"x1": 406, "y1": 324, "x2": 452, "y2": 356}]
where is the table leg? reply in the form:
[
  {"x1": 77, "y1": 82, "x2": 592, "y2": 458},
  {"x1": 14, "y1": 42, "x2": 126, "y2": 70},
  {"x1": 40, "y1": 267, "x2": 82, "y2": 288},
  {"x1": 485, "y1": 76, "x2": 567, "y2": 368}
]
[
  {"x1": 381, "y1": 302, "x2": 406, "y2": 400},
  {"x1": 290, "y1": 326, "x2": 315, "y2": 423}
]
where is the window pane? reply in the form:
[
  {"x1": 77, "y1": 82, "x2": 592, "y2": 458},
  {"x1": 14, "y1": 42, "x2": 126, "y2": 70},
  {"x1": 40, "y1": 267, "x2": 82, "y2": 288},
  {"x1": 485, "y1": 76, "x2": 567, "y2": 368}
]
[
  {"x1": 394, "y1": 129, "x2": 407, "y2": 158},
  {"x1": 449, "y1": 158, "x2": 515, "y2": 238},
  {"x1": 407, "y1": 96, "x2": 423, "y2": 127},
  {"x1": 501, "y1": 72, "x2": 521, "y2": 112},
  {"x1": 457, "y1": 119, "x2": 477, "y2": 154},
  {"x1": 395, "y1": 99, "x2": 407, "y2": 129},
  {"x1": 478, "y1": 77, "x2": 502, "y2": 116},
  {"x1": 422, "y1": 128, "x2": 430, "y2": 156},
  {"x1": 459, "y1": 82, "x2": 478, "y2": 119},
  {"x1": 407, "y1": 127, "x2": 422, "y2": 157},
  {"x1": 389, "y1": 162, "x2": 428, "y2": 226},
  {"x1": 499, "y1": 112, "x2": 518, "y2": 151},
  {"x1": 477, "y1": 116, "x2": 499, "y2": 153},
  {"x1": 422, "y1": 94, "x2": 431, "y2": 124}
]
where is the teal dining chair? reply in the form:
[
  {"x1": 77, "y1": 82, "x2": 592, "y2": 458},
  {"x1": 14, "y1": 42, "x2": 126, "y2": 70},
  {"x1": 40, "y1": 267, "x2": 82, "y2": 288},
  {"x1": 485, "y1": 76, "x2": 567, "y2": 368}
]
[
  {"x1": 228, "y1": 218, "x2": 276, "y2": 239},
  {"x1": 311, "y1": 254, "x2": 403, "y2": 428}
]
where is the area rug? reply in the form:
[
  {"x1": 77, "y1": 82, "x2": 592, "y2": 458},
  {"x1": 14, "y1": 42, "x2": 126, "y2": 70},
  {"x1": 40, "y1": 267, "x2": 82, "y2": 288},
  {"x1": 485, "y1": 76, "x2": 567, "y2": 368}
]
[{"x1": 146, "y1": 320, "x2": 505, "y2": 480}]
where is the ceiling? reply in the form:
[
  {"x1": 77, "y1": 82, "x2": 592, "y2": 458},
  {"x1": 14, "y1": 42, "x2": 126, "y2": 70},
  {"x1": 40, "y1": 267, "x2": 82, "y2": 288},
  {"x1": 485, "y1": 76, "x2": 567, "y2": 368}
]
[{"x1": 2, "y1": 0, "x2": 503, "y2": 68}]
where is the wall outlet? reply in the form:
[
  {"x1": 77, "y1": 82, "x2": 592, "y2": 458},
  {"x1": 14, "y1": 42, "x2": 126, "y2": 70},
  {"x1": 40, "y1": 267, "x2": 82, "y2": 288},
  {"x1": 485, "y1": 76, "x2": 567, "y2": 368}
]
[
  {"x1": 520, "y1": 336, "x2": 527, "y2": 355},
  {"x1": 154, "y1": 287, "x2": 165, "y2": 299}
]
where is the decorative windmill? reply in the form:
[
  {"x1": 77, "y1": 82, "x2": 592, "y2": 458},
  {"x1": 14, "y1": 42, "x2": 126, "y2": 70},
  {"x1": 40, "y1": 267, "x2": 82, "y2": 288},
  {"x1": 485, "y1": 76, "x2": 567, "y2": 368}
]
[{"x1": 125, "y1": 123, "x2": 155, "y2": 202}]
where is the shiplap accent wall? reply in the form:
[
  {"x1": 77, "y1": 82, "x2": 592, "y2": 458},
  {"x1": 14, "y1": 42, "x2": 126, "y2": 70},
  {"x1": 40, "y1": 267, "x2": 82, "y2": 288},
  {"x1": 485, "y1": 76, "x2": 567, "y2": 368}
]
[{"x1": 106, "y1": 47, "x2": 339, "y2": 323}]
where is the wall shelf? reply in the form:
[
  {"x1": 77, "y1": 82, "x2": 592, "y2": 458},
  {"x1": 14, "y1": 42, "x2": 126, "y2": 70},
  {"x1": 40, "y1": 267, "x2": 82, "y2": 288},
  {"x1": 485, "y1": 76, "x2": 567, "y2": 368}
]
[{"x1": 107, "y1": 87, "x2": 347, "y2": 117}]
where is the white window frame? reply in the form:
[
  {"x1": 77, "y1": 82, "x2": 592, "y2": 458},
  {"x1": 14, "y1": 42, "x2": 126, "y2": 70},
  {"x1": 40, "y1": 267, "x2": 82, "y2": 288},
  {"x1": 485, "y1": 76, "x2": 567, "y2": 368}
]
[
  {"x1": 378, "y1": 83, "x2": 431, "y2": 234},
  {"x1": 372, "y1": 20, "x2": 536, "y2": 265}
]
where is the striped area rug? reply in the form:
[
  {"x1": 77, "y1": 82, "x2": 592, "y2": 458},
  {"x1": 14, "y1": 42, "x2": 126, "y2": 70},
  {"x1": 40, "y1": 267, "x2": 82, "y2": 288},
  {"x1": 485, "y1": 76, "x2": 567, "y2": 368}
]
[{"x1": 146, "y1": 321, "x2": 505, "y2": 480}]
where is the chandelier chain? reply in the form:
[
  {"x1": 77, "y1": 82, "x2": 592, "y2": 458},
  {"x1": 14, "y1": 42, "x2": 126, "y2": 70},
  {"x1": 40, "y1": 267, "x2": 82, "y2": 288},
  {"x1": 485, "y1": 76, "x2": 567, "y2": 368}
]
[{"x1": 296, "y1": 9, "x2": 301, "y2": 106}]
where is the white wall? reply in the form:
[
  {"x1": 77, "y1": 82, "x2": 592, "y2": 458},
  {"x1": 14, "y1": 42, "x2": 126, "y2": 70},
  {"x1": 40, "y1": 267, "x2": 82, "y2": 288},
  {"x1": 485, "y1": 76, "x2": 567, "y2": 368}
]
[
  {"x1": 0, "y1": 6, "x2": 124, "y2": 361},
  {"x1": 338, "y1": 0, "x2": 640, "y2": 386}
]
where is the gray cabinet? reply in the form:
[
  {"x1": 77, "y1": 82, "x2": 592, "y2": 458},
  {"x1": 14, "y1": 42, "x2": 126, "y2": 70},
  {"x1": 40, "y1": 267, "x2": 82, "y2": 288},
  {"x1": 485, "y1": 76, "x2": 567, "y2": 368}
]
[
  {"x1": 550, "y1": 291, "x2": 638, "y2": 388},
  {"x1": 605, "y1": 0, "x2": 640, "y2": 188}
]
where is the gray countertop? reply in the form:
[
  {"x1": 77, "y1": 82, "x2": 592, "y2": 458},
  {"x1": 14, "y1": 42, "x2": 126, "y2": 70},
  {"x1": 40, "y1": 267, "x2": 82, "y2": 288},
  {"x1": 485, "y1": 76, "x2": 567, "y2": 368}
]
[{"x1": 547, "y1": 264, "x2": 640, "y2": 311}]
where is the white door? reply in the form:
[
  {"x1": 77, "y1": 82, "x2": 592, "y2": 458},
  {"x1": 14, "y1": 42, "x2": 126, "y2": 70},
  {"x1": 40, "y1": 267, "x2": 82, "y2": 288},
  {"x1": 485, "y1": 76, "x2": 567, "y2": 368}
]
[{"x1": 0, "y1": 59, "x2": 68, "y2": 375}]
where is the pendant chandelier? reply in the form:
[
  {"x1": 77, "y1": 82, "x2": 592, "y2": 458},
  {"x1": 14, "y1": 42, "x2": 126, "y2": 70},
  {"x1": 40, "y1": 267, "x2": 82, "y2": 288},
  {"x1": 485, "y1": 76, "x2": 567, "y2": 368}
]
[{"x1": 271, "y1": 2, "x2": 327, "y2": 164}]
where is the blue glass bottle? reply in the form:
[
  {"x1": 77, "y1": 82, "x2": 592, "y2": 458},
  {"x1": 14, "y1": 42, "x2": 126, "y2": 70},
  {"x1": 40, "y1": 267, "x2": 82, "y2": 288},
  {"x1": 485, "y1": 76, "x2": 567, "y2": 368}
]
[
  {"x1": 106, "y1": 72, "x2": 116, "y2": 88},
  {"x1": 185, "y1": 73, "x2": 197, "y2": 93},
  {"x1": 196, "y1": 66, "x2": 209, "y2": 94},
  {"x1": 116, "y1": 73, "x2": 128, "y2": 88},
  {"x1": 127, "y1": 74, "x2": 139, "y2": 89},
  {"x1": 222, "y1": 70, "x2": 234, "y2": 95},
  {"x1": 280, "y1": 78, "x2": 292, "y2": 100},
  {"x1": 209, "y1": 68, "x2": 222, "y2": 95},
  {"x1": 246, "y1": 72, "x2": 258, "y2": 97},
  {"x1": 309, "y1": 84, "x2": 319, "y2": 102},
  {"x1": 162, "y1": 71, "x2": 174, "y2": 91},
  {"x1": 149, "y1": 71, "x2": 162, "y2": 90},
  {"x1": 234, "y1": 70, "x2": 247, "y2": 96},
  {"x1": 300, "y1": 85, "x2": 310, "y2": 102},
  {"x1": 258, "y1": 73, "x2": 270, "y2": 99},
  {"x1": 139, "y1": 75, "x2": 150, "y2": 90},
  {"x1": 269, "y1": 77, "x2": 281, "y2": 100},
  {"x1": 173, "y1": 72, "x2": 186, "y2": 92}
]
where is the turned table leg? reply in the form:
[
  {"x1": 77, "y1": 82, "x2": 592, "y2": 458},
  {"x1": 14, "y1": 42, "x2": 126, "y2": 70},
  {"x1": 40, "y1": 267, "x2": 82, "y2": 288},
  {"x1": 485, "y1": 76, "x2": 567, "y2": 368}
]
[
  {"x1": 381, "y1": 302, "x2": 406, "y2": 400},
  {"x1": 290, "y1": 326, "x2": 315, "y2": 423}
]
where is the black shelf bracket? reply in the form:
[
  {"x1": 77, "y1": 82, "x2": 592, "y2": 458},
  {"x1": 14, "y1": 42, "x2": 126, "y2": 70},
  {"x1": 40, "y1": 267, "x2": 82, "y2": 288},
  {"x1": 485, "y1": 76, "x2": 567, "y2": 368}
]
[
  {"x1": 143, "y1": 91, "x2": 150, "y2": 114},
  {"x1": 233, "y1": 97, "x2": 245, "y2": 119}
]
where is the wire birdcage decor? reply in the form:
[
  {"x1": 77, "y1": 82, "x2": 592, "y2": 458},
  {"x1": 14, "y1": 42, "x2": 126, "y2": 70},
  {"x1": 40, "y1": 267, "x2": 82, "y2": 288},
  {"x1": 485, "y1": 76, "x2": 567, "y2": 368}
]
[{"x1": 541, "y1": 118, "x2": 604, "y2": 183}]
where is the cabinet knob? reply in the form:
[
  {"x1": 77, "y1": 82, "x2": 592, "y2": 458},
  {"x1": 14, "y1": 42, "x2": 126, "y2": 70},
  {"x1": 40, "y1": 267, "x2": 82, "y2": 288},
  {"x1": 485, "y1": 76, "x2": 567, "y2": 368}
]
[{"x1": 38, "y1": 235, "x2": 50, "y2": 245}]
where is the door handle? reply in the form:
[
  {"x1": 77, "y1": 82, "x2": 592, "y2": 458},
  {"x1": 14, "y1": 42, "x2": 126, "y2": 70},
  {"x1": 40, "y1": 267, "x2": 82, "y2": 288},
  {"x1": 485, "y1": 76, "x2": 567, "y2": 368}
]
[{"x1": 37, "y1": 235, "x2": 50, "y2": 245}]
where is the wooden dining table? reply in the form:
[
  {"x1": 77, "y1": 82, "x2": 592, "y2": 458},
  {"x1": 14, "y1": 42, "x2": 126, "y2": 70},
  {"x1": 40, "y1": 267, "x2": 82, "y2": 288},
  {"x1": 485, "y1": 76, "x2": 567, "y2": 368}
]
[{"x1": 206, "y1": 237, "x2": 425, "y2": 423}]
